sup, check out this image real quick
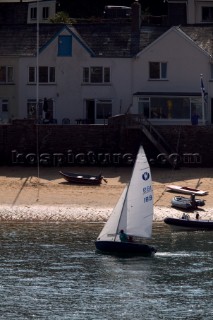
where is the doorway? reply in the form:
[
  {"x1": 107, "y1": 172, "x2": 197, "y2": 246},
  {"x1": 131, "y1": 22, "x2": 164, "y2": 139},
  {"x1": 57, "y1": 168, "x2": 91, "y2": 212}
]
[{"x1": 86, "y1": 100, "x2": 95, "y2": 124}]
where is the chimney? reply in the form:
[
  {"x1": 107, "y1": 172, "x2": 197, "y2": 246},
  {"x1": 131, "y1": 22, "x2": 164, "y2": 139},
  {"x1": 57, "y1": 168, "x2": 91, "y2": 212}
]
[{"x1": 131, "y1": 0, "x2": 141, "y2": 33}]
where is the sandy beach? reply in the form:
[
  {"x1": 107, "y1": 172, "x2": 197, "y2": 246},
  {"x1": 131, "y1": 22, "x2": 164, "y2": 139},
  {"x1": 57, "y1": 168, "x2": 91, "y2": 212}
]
[{"x1": 0, "y1": 165, "x2": 212, "y2": 222}]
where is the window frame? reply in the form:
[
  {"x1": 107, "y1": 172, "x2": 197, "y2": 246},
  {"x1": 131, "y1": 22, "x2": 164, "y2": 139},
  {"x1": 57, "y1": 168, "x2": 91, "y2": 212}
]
[
  {"x1": 1, "y1": 99, "x2": 9, "y2": 113},
  {"x1": 83, "y1": 67, "x2": 111, "y2": 84},
  {"x1": 137, "y1": 96, "x2": 202, "y2": 121},
  {"x1": 28, "y1": 66, "x2": 55, "y2": 84},
  {"x1": 27, "y1": 99, "x2": 43, "y2": 119},
  {"x1": 30, "y1": 7, "x2": 37, "y2": 20},
  {"x1": 149, "y1": 62, "x2": 167, "y2": 80},
  {"x1": 42, "y1": 7, "x2": 49, "y2": 20},
  {"x1": 96, "y1": 99, "x2": 112, "y2": 120},
  {"x1": 0, "y1": 66, "x2": 14, "y2": 83},
  {"x1": 202, "y1": 6, "x2": 213, "y2": 22}
]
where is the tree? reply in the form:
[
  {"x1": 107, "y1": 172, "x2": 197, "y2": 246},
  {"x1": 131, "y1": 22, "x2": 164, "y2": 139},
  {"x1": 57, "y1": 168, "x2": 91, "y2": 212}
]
[{"x1": 50, "y1": 11, "x2": 74, "y2": 23}]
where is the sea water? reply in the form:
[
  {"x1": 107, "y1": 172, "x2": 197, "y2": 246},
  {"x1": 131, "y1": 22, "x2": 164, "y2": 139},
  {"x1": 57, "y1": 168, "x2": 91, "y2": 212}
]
[{"x1": 0, "y1": 222, "x2": 212, "y2": 319}]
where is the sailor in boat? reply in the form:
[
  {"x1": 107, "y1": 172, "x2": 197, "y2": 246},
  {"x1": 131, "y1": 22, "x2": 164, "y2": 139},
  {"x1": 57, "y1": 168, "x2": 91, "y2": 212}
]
[
  {"x1": 119, "y1": 230, "x2": 133, "y2": 242},
  {"x1": 182, "y1": 213, "x2": 189, "y2": 220},
  {"x1": 119, "y1": 230, "x2": 128, "y2": 242},
  {"x1": 196, "y1": 213, "x2": 199, "y2": 220}
]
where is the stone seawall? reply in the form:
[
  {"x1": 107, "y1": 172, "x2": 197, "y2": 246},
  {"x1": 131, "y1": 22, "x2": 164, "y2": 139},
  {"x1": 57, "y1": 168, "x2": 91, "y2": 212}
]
[{"x1": 0, "y1": 120, "x2": 212, "y2": 166}]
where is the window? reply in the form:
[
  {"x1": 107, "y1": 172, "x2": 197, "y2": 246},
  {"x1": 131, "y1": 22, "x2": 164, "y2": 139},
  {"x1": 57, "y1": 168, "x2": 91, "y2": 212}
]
[
  {"x1": 96, "y1": 100, "x2": 112, "y2": 119},
  {"x1": 58, "y1": 36, "x2": 72, "y2": 56},
  {"x1": 138, "y1": 98, "x2": 150, "y2": 118},
  {"x1": 83, "y1": 68, "x2": 89, "y2": 83},
  {"x1": 210, "y1": 64, "x2": 213, "y2": 79},
  {"x1": 0, "y1": 66, "x2": 13, "y2": 83},
  {"x1": 202, "y1": 7, "x2": 213, "y2": 22},
  {"x1": 137, "y1": 96, "x2": 202, "y2": 120},
  {"x1": 150, "y1": 97, "x2": 190, "y2": 119},
  {"x1": 29, "y1": 67, "x2": 35, "y2": 82},
  {"x1": 83, "y1": 67, "x2": 110, "y2": 83},
  {"x1": 31, "y1": 7, "x2": 37, "y2": 20},
  {"x1": 43, "y1": 7, "x2": 49, "y2": 20},
  {"x1": 27, "y1": 99, "x2": 42, "y2": 119},
  {"x1": 28, "y1": 67, "x2": 55, "y2": 83},
  {"x1": 1, "y1": 99, "x2": 8, "y2": 112},
  {"x1": 149, "y1": 62, "x2": 167, "y2": 80}
]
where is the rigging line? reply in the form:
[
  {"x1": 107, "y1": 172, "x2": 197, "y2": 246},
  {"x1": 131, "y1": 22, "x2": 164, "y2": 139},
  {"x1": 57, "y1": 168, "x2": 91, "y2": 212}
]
[
  {"x1": 11, "y1": 177, "x2": 29, "y2": 207},
  {"x1": 36, "y1": 120, "x2": 40, "y2": 202}
]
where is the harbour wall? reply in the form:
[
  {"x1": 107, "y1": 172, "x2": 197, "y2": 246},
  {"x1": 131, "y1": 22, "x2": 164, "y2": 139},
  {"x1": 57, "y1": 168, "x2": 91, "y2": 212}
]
[{"x1": 0, "y1": 119, "x2": 212, "y2": 167}]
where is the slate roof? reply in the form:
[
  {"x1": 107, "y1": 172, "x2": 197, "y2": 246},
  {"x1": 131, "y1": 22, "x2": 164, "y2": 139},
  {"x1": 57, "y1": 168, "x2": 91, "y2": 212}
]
[
  {"x1": 1, "y1": 20, "x2": 213, "y2": 58},
  {"x1": 0, "y1": 24, "x2": 65, "y2": 56},
  {"x1": 180, "y1": 25, "x2": 213, "y2": 56},
  {"x1": 0, "y1": 21, "x2": 169, "y2": 58},
  {"x1": 74, "y1": 23, "x2": 169, "y2": 57}
]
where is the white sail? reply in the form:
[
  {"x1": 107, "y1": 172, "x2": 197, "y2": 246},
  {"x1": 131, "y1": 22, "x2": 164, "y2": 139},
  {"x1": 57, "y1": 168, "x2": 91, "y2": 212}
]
[
  {"x1": 122, "y1": 146, "x2": 153, "y2": 238},
  {"x1": 97, "y1": 187, "x2": 127, "y2": 241},
  {"x1": 97, "y1": 145, "x2": 153, "y2": 242}
]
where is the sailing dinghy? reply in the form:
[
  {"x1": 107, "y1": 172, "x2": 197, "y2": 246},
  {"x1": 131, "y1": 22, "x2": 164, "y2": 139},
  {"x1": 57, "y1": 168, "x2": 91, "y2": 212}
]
[
  {"x1": 166, "y1": 185, "x2": 208, "y2": 196},
  {"x1": 95, "y1": 146, "x2": 157, "y2": 256}
]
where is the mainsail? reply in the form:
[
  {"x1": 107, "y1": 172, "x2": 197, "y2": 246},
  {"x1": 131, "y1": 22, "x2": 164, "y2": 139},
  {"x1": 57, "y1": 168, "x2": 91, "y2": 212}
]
[{"x1": 97, "y1": 146, "x2": 153, "y2": 242}]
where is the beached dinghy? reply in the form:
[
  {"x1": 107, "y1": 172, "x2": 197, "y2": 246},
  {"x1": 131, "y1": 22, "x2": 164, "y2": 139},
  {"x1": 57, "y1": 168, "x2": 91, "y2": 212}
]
[
  {"x1": 171, "y1": 195, "x2": 205, "y2": 210},
  {"x1": 166, "y1": 185, "x2": 208, "y2": 196},
  {"x1": 95, "y1": 145, "x2": 157, "y2": 257},
  {"x1": 59, "y1": 171, "x2": 106, "y2": 185}
]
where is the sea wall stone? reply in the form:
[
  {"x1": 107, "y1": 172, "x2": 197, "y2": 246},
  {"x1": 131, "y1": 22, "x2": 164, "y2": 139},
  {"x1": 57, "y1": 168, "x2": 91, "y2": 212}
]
[{"x1": 0, "y1": 120, "x2": 212, "y2": 167}]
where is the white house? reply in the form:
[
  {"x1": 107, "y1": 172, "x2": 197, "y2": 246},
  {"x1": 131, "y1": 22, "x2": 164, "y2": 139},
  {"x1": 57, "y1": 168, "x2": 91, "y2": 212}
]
[
  {"x1": 17, "y1": 24, "x2": 133, "y2": 125},
  {"x1": 132, "y1": 26, "x2": 211, "y2": 125},
  {"x1": 1, "y1": 0, "x2": 213, "y2": 124}
]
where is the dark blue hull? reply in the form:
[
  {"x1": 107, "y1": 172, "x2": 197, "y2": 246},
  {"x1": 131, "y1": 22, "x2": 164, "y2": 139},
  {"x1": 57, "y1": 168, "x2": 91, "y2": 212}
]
[
  {"x1": 95, "y1": 241, "x2": 157, "y2": 257},
  {"x1": 164, "y1": 217, "x2": 213, "y2": 230}
]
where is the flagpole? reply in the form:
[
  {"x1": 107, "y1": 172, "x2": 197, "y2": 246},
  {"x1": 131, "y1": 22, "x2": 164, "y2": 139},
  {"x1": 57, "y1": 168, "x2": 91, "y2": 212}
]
[
  {"x1": 36, "y1": 0, "x2": 40, "y2": 198},
  {"x1": 200, "y1": 74, "x2": 205, "y2": 125}
]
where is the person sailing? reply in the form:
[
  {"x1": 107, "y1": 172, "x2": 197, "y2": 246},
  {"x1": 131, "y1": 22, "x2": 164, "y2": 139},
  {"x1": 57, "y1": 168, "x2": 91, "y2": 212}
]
[{"x1": 119, "y1": 229, "x2": 128, "y2": 242}]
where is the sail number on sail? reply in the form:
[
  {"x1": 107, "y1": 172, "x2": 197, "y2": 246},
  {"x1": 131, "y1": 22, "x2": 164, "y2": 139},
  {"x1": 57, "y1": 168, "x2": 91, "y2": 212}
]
[
  {"x1": 143, "y1": 186, "x2": 152, "y2": 203},
  {"x1": 142, "y1": 172, "x2": 152, "y2": 203}
]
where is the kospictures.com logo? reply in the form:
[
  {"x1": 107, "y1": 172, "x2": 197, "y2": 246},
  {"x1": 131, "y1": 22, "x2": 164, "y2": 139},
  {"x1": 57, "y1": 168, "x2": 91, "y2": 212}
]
[
  {"x1": 11, "y1": 150, "x2": 202, "y2": 166},
  {"x1": 11, "y1": 150, "x2": 134, "y2": 166}
]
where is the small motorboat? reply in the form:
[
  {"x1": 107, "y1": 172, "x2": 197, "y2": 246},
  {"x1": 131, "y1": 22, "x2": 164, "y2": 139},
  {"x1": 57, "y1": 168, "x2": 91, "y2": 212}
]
[
  {"x1": 164, "y1": 215, "x2": 213, "y2": 231},
  {"x1": 171, "y1": 195, "x2": 205, "y2": 210},
  {"x1": 59, "y1": 171, "x2": 107, "y2": 185},
  {"x1": 166, "y1": 184, "x2": 208, "y2": 196}
]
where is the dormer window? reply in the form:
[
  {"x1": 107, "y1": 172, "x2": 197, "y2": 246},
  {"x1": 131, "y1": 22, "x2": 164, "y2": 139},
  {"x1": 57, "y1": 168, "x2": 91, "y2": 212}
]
[{"x1": 202, "y1": 7, "x2": 213, "y2": 22}]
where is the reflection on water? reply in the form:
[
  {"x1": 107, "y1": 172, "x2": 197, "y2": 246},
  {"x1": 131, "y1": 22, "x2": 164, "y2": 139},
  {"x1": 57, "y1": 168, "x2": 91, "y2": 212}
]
[{"x1": 0, "y1": 222, "x2": 212, "y2": 319}]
